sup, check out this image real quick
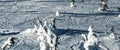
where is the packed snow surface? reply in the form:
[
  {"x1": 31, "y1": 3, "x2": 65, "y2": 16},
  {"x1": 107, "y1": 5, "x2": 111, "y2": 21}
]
[{"x1": 0, "y1": 0, "x2": 120, "y2": 50}]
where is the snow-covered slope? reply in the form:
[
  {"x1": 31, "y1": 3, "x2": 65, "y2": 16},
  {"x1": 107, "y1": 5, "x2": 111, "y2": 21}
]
[{"x1": 0, "y1": 0, "x2": 120, "y2": 50}]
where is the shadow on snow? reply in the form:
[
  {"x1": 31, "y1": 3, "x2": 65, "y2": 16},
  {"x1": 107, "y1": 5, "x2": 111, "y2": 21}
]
[
  {"x1": 61, "y1": 11, "x2": 119, "y2": 17},
  {"x1": 52, "y1": 27, "x2": 104, "y2": 36},
  {"x1": 0, "y1": 32, "x2": 20, "y2": 36}
]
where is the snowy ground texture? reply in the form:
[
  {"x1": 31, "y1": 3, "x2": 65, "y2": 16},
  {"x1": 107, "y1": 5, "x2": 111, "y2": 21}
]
[{"x1": 0, "y1": 0, "x2": 120, "y2": 50}]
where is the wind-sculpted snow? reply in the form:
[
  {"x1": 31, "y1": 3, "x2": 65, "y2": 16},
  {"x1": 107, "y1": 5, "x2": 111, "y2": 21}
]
[{"x1": 0, "y1": 0, "x2": 120, "y2": 50}]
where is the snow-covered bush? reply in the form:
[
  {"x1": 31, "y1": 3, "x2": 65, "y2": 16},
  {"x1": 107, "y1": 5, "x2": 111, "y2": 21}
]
[
  {"x1": 98, "y1": 1, "x2": 108, "y2": 11},
  {"x1": 37, "y1": 24, "x2": 48, "y2": 50},
  {"x1": 70, "y1": 0, "x2": 74, "y2": 7},
  {"x1": 37, "y1": 34, "x2": 48, "y2": 50},
  {"x1": 84, "y1": 34, "x2": 98, "y2": 50},
  {"x1": 39, "y1": 40, "x2": 47, "y2": 50},
  {"x1": 70, "y1": 2, "x2": 74, "y2": 7},
  {"x1": 82, "y1": 25, "x2": 98, "y2": 50},
  {"x1": 56, "y1": 10, "x2": 60, "y2": 16},
  {"x1": 47, "y1": 29, "x2": 57, "y2": 50},
  {"x1": 107, "y1": 27, "x2": 115, "y2": 39},
  {"x1": 118, "y1": 14, "x2": 120, "y2": 17},
  {"x1": 37, "y1": 29, "x2": 57, "y2": 50},
  {"x1": 1, "y1": 37, "x2": 16, "y2": 50},
  {"x1": 36, "y1": 21, "x2": 57, "y2": 50},
  {"x1": 37, "y1": 23, "x2": 47, "y2": 35},
  {"x1": 87, "y1": 25, "x2": 94, "y2": 40},
  {"x1": 108, "y1": 32, "x2": 115, "y2": 39},
  {"x1": 82, "y1": 25, "x2": 116, "y2": 50}
]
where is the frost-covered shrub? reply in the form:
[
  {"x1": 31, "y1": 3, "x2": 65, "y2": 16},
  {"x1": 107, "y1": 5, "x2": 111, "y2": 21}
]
[
  {"x1": 108, "y1": 27, "x2": 115, "y2": 39},
  {"x1": 84, "y1": 35, "x2": 98, "y2": 50},
  {"x1": 108, "y1": 32, "x2": 115, "y2": 39},
  {"x1": 47, "y1": 29, "x2": 57, "y2": 50},
  {"x1": 56, "y1": 10, "x2": 60, "y2": 16},
  {"x1": 98, "y1": 1, "x2": 108, "y2": 11},
  {"x1": 70, "y1": 2, "x2": 74, "y2": 7},
  {"x1": 118, "y1": 14, "x2": 120, "y2": 17},
  {"x1": 1, "y1": 37, "x2": 16, "y2": 50},
  {"x1": 36, "y1": 21, "x2": 57, "y2": 50},
  {"x1": 83, "y1": 25, "x2": 98, "y2": 50},
  {"x1": 37, "y1": 24, "x2": 48, "y2": 50},
  {"x1": 37, "y1": 24, "x2": 46, "y2": 36},
  {"x1": 70, "y1": 0, "x2": 74, "y2": 7},
  {"x1": 82, "y1": 25, "x2": 116, "y2": 50},
  {"x1": 37, "y1": 34, "x2": 48, "y2": 50},
  {"x1": 87, "y1": 25, "x2": 94, "y2": 40}
]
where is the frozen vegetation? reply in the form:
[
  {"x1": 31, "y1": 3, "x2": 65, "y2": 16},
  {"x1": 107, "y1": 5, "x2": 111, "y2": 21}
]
[
  {"x1": 0, "y1": 0, "x2": 120, "y2": 50},
  {"x1": 56, "y1": 10, "x2": 60, "y2": 17}
]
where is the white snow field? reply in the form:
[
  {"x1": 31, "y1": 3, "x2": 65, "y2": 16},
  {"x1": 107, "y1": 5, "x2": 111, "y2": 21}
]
[{"x1": 0, "y1": 0, "x2": 120, "y2": 50}]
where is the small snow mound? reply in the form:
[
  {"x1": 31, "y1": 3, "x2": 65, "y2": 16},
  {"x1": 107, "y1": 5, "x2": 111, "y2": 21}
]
[
  {"x1": 108, "y1": 32, "x2": 115, "y2": 39},
  {"x1": 70, "y1": 2, "x2": 74, "y2": 7},
  {"x1": 1, "y1": 37, "x2": 16, "y2": 50},
  {"x1": 118, "y1": 14, "x2": 120, "y2": 17},
  {"x1": 56, "y1": 10, "x2": 60, "y2": 16}
]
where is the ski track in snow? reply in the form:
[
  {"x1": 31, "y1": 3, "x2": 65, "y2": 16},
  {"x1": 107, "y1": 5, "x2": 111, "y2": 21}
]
[{"x1": 0, "y1": 0, "x2": 120, "y2": 50}]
